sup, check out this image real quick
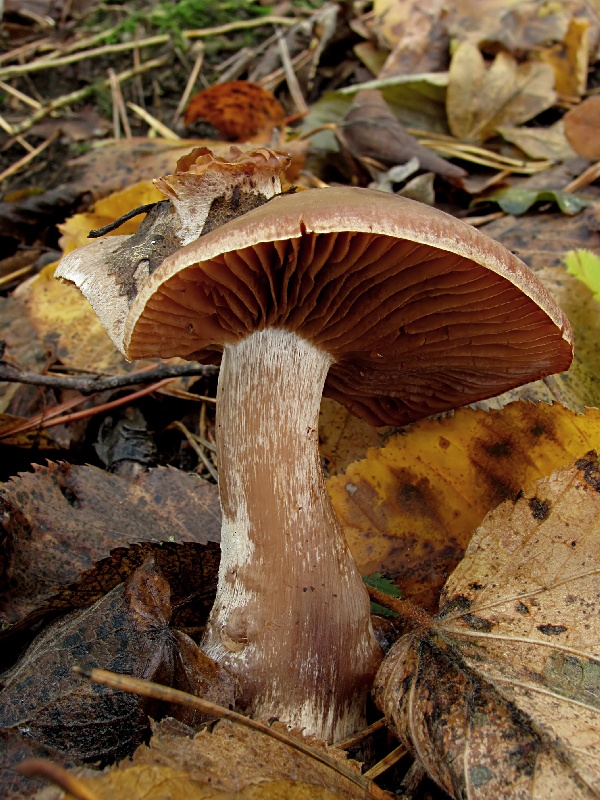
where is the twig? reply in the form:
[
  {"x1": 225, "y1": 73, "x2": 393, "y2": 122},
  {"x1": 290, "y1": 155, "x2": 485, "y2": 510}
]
[
  {"x1": 172, "y1": 420, "x2": 219, "y2": 481},
  {"x1": 0, "y1": 114, "x2": 35, "y2": 153},
  {"x1": 0, "y1": 360, "x2": 217, "y2": 394},
  {"x1": 363, "y1": 744, "x2": 408, "y2": 780},
  {"x1": 0, "y1": 264, "x2": 36, "y2": 287},
  {"x1": 0, "y1": 378, "x2": 175, "y2": 439},
  {"x1": 0, "y1": 35, "x2": 169, "y2": 80},
  {"x1": 0, "y1": 81, "x2": 42, "y2": 109},
  {"x1": 0, "y1": 130, "x2": 60, "y2": 183},
  {"x1": 366, "y1": 586, "x2": 432, "y2": 629},
  {"x1": 15, "y1": 760, "x2": 99, "y2": 800},
  {"x1": 173, "y1": 46, "x2": 205, "y2": 124},
  {"x1": 276, "y1": 30, "x2": 308, "y2": 115},
  {"x1": 0, "y1": 36, "x2": 53, "y2": 65},
  {"x1": 259, "y1": 49, "x2": 313, "y2": 94},
  {"x1": 334, "y1": 718, "x2": 387, "y2": 750},
  {"x1": 563, "y1": 160, "x2": 600, "y2": 193},
  {"x1": 11, "y1": 58, "x2": 167, "y2": 136},
  {"x1": 109, "y1": 68, "x2": 132, "y2": 139},
  {"x1": 127, "y1": 102, "x2": 180, "y2": 139},
  {"x1": 73, "y1": 665, "x2": 394, "y2": 800},
  {"x1": 185, "y1": 16, "x2": 299, "y2": 39}
]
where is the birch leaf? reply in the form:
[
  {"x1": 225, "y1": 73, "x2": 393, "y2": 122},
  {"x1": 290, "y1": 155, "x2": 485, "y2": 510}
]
[{"x1": 374, "y1": 453, "x2": 600, "y2": 799}]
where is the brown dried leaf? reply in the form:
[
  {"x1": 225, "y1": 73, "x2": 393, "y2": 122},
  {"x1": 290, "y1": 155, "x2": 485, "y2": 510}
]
[
  {"x1": 67, "y1": 138, "x2": 235, "y2": 198},
  {"x1": 328, "y1": 403, "x2": 600, "y2": 611},
  {"x1": 0, "y1": 462, "x2": 220, "y2": 633},
  {"x1": 131, "y1": 718, "x2": 359, "y2": 800},
  {"x1": 564, "y1": 96, "x2": 600, "y2": 161},
  {"x1": 374, "y1": 453, "x2": 600, "y2": 799},
  {"x1": 343, "y1": 89, "x2": 466, "y2": 180},
  {"x1": 536, "y1": 16, "x2": 590, "y2": 99},
  {"x1": 447, "y1": 42, "x2": 556, "y2": 142}
]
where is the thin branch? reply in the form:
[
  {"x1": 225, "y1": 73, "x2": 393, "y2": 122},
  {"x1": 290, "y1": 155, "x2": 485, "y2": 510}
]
[
  {"x1": 0, "y1": 35, "x2": 169, "y2": 80},
  {"x1": 334, "y1": 718, "x2": 387, "y2": 750},
  {"x1": 172, "y1": 46, "x2": 204, "y2": 124},
  {"x1": 0, "y1": 360, "x2": 217, "y2": 394},
  {"x1": 363, "y1": 744, "x2": 408, "y2": 780},
  {"x1": 185, "y1": 16, "x2": 299, "y2": 39},
  {"x1": 276, "y1": 29, "x2": 308, "y2": 115},
  {"x1": 127, "y1": 101, "x2": 180, "y2": 139}
]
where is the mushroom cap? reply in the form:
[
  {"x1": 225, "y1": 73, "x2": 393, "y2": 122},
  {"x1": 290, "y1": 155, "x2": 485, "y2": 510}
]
[{"x1": 124, "y1": 187, "x2": 572, "y2": 426}]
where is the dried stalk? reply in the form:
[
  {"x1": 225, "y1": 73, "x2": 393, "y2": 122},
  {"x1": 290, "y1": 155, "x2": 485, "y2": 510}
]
[{"x1": 11, "y1": 58, "x2": 167, "y2": 136}]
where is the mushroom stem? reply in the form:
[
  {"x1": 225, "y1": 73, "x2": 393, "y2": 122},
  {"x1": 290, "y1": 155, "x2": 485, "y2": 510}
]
[{"x1": 202, "y1": 328, "x2": 382, "y2": 741}]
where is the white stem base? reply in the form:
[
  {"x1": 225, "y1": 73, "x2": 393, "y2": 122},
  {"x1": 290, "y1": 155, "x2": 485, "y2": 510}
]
[{"x1": 201, "y1": 329, "x2": 381, "y2": 741}]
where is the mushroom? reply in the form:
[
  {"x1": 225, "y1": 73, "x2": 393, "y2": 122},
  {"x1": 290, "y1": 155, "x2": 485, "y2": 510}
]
[{"x1": 56, "y1": 146, "x2": 573, "y2": 743}]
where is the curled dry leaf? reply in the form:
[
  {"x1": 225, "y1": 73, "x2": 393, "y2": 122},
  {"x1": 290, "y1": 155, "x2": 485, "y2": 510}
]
[
  {"x1": 447, "y1": 42, "x2": 556, "y2": 142},
  {"x1": 374, "y1": 453, "x2": 600, "y2": 799},
  {"x1": 329, "y1": 402, "x2": 600, "y2": 611},
  {"x1": 184, "y1": 81, "x2": 286, "y2": 143}
]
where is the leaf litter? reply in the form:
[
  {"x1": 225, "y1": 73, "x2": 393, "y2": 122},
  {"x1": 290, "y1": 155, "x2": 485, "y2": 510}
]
[{"x1": 2, "y1": 0, "x2": 600, "y2": 796}]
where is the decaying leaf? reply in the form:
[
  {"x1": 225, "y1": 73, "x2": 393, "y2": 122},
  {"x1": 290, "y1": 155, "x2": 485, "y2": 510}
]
[
  {"x1": 374, "y1": 452, "x2": 600, "y2": 798},
  {"x1": 372, "y1": 0, "x2": 449, "y2": 76},
  {"x1": 447, "y1": 42, "x2": 556, "y2": 142},
  {"x1": 184, "y1": 81, "x2": 286, "y2": 142},
  {"x1": 131, "y1": 718, "x2": 359, "y2": 800},
  {"x1": 67, "y1": 138, "x2": 235, "y2": 198},
  {"x1": 38, "y1": 766, "x2": 346, "y2": 800},
  {"x1": 0, "y1": 559, "x2": 230, "y2": 765},
  {"x1": 536, "y1": 16, "x2": 589, "y2": 99},
  {"x1": 0, "y1": 462, "x2": 220, "y2": 632},
  {"x1": 328, "y1": 403, "x2": 600, "y2": 610},
  {"x1": 0, "y1": 729, "x2": 75, "y2": 799}
]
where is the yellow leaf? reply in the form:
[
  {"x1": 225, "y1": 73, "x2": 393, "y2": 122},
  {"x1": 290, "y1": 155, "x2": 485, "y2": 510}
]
[
  {"x1": 328, "y1": 402, "x2": 600, "y2": 610},
  {"x1": 25, "y1": 262, "x2": 134, "y2": 373},
  {"x1": 537, "y1": 16, "x2": 589, "y2": 99},
  {"x1": 59, "y1": 180, "x2": 164, "y2": 254}
]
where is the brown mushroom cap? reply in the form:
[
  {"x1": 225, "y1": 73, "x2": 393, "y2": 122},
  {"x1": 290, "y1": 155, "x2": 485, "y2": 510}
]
[{"x1": 124, "y1": 187, "x2": 573, "y2": 426}]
